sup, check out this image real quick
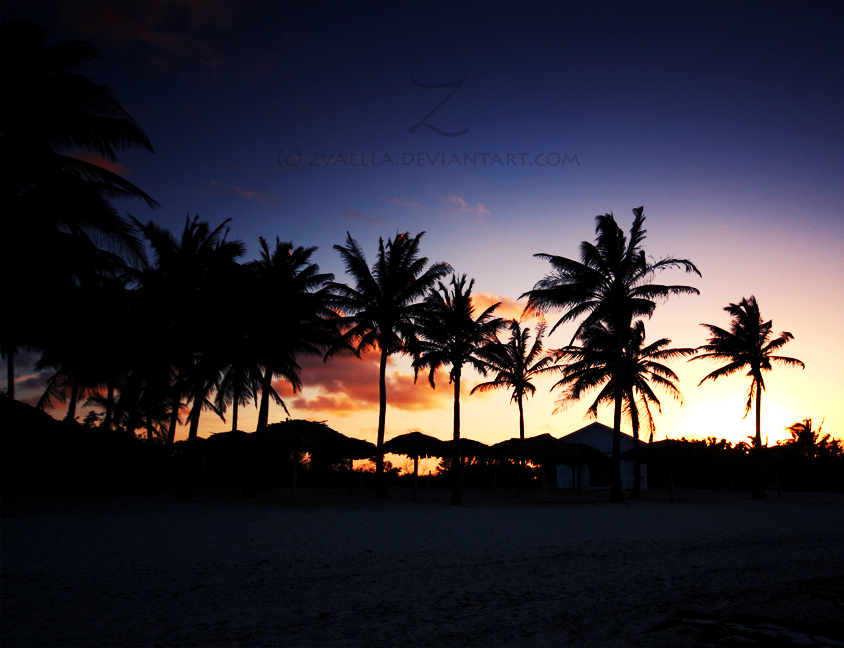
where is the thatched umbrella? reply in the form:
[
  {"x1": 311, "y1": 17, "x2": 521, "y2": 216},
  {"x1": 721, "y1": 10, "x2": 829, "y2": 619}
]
[
  {"x1": 256, "y1": 420, "x2": 360, "y2": 502},
  {"x1": 489, "y1": 434, "x2": 584, "y2": 501},
  {"x1": 383, "y1": 431, "x2": 449, "y2": 501},
  {"x1": 442, "y1": 438, "x2": 490, "y2": 491}
]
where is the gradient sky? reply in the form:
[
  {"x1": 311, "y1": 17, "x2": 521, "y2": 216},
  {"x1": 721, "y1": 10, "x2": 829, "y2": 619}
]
[{"x1": 3, "y1": 1, "x2": 842, "y2": 455}]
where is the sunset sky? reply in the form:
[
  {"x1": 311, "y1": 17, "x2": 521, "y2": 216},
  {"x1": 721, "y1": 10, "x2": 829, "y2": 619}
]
[{"x1": 3, "y1": 1, "x2": 842, "y2": 456}]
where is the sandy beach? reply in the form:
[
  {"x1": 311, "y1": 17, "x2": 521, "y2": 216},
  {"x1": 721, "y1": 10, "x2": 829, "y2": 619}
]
[{"x1": 2, "y1": 487, "x2": 843, "y2": 647}]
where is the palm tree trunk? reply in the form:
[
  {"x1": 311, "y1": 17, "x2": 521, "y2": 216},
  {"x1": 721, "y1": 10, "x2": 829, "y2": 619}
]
[
  {"x1": 375, "y1": 346, "x2": 389, "y2": 499},
  {"x1": 753, "y1": 380, "x2": 766, "y2": 499},
  {"x1": 413, "y1": 455, "x2": 419, "y2": 502},
  {"x1": 104, "y1": 382, "x2": 114, "y2": 431},
  {"x1": 517, "y1": 395, "x2": 525, "y2": 496},
  {"x1": 632, "y1": 420, "x2": 641, "y2": 499},
  {"x1": 166, "y1": 369, "x2": 181, "y2": 449},
  {"x1": 611, "y1": 375, "x2": 625, "y2": 503},
  {"x1": 65, "y1": 381, "x2": 79, "y2": 422},
  {"x1": 610, "y1": 328, "x2": 626, "y2": 504},
  {"x1": 256, "y1": 365, "x2": 272, "y2": 432},
  {"x1": 231, "y1": 398, "x2": 239, "y2": 432},
  {"x1": 179, "y1": 385, "x2": 204, "y2": 500},
  {"x1": 450, "y1": 370, "x2": 463, "y2": 506}
]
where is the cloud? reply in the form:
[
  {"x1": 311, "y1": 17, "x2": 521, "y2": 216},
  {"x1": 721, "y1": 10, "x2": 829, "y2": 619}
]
[
  {"x1": 62, "y1": 2, "x2": 238, "y2": 79},
  {"x1": 443, "y1": 195, "x2": 490, "y2": 216},
  {"x1": 473, "y1": 292, "x2": 537, "y2": 322},
  {"x1": 207, "y1": 180, "x2": 281, "y2": 209},
  {"x1": 65, "y1": 151, "x2": 131, "y2": 177},
  {"x1": 342, "y1": 208, "x2": 383, "y2": 225},
  {"x1": 272, "y1": 352, "x2": 451, "y2": 417},
  {"x1": 389, "y1": 197, "x2": 422, "y2": 208}
]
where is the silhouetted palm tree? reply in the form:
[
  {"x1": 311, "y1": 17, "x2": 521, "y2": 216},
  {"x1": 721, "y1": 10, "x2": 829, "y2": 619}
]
[
  {"x1": 133, "y1": 216, "x2": 245, "y2": 493},
  {"x1": 329, "y1": 232, "x2": 451, "y2": 499},
  {"x1": 1, "y1": 23, "x2": 157, "y2": 395},
  {"x1": 248, "y1": 237, "x2": 336, "y2": 432},
  {"x1": 553, "y1": 319, "x2": 694, "y2": 497},
  {"x1": 691, "y1": 295, "x2": 804, "y2": 498},
  {"x1": 471, "y1": 320, "x2": 559, "y2": 441},
  {"x1": 414, "y1": 274, "x2": 504, "y2": 505},
  {"x1": 471, "y1": 319, "x2": 560, "y2": 494},
  {"x1": 784, "y1": 418, "x2": 831, "y2": 459},
  {"x1": 522, "y1": 207, "x2": 700, "y2": 502},
  {"x1": 215, "y1": 359, "x2": 262, "y2": 433}
]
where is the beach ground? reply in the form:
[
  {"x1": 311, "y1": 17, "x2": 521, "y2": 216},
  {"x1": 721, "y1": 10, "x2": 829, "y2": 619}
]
[{"x1": 2, "y1": 487, "x2": 843, "y2": 647}]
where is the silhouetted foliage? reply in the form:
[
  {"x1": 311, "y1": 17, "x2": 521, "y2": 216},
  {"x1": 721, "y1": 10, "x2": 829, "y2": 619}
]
[
  {"x1": 328, "y1": 231, "x2": 451, "y2": 499},
  {"x1": 523, "y1": 207, "x2": 700, "y2": 503},
  {"x1": 691, "y1": 295, "x2": 804, "y2": 498},
  {"x1": 1, "y1": 22, "x2": 157, "y2": 397},
  {"x1": 414, "y1": 274, "x2": 504, "y2": 505}
]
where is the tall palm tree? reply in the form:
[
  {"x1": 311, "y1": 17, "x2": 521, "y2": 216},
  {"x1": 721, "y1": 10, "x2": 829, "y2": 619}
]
[
  {"x1": 329, "y1": 231, "x2": 451, "y2": 499},
  {"x1": 471, "y1": 320, "x2": 559, "y2": 441},
  {"x1": 522, "y1": 207, "x2": 700, "y2": 502},
  {"x1": 470, "y1": 319, "x2": 560, "y2": 494},
  {"x1": 248, "y1": 237, "x2": 337, "y2": 432},
  {"x1": 414, "y1": 274, "x2": 504, "y2": 505},
  {"x1": 691, "y1": 295, "x2": 804, "y2": 498},
  {"x1": 553, "y1": 319, "x2": 695, "y2": 497},
  {"x1": 1, "y1": 23, "x2": 158, "y2": 395}
]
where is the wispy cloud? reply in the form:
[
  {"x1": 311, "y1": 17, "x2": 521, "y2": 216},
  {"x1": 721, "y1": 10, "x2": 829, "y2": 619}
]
[
  {"x1": 207, "y1": 180, "x2": 281, "y2": 209},
  {"x1": 389, "y1": 197, "x2": 422, "y2": 208},
  {"x1": 443, "y1": 195, "x2": 490, "y2": 216},
  {"x1": 342, "y1": 208, "x2": 383, "y2": 224}
]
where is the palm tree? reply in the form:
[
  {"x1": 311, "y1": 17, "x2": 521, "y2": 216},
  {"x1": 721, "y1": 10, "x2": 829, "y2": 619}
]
[
  {"x1": 133, "y1": 215, "x2": 245, "y2": 495},
  {"x1": 784, "y1": 418, "x2": 830, "y2": 459},
  {"x1": 553, "y1": 319, "x2": 695, "y2": 497},
  {"x1": 414, "y1": 274, "x2": 504, "y2": 505},
  {"x1": 215, "y1": 359, "x2": 262, "y2": 433},
  {"x1": 248, "y1": 237, "x2": 337, "y2": 433},
  {"x1": 329, "y1": 231, "x2": 451, "y2": 499},
  {"x1": 471, "y1": 320, "x2": 559, "y2": 441},
  {"x1": 691, "y1": 295, "x2": 804, "y2": 498},
  {"x1": 522, "y1": 207, "x2": 700, "y2": 502},
  {"x1": 470, "y1": 319, "x2": 560, "y2": 494},
  {"x1": 1, "y1": 23, "x2": 158, "y2": 394}
]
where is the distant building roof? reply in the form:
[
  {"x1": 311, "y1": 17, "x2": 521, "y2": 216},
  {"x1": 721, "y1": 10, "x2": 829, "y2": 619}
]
[{"x1": 559, "y1": 422, "x2": 644, "y2": 454}]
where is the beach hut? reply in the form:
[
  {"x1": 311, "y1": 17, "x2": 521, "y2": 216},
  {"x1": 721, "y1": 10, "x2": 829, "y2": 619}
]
[{"x1": 555, "y1": 422, "x2": 647, "y2": 491}]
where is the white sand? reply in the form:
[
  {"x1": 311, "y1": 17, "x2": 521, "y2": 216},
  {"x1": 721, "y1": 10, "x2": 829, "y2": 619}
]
[{"x1": 2, "y1": 488, "x2": 843, "y2": 647}]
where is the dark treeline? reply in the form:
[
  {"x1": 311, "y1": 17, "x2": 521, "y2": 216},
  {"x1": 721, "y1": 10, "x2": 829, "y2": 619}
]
[{"x1": 1, "y1": 22, "x2": 829, "y2": 502}]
